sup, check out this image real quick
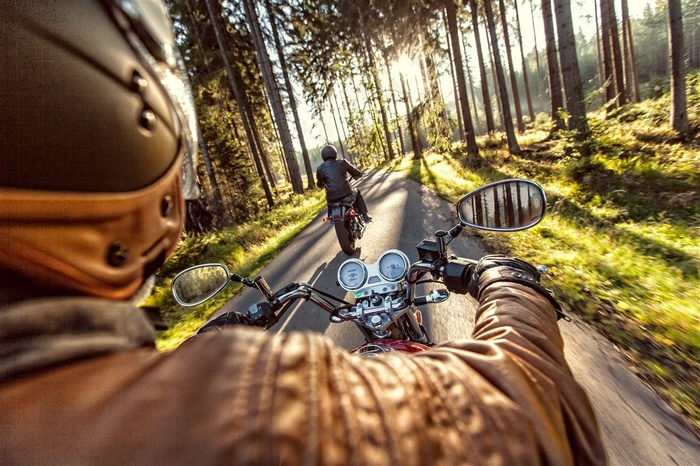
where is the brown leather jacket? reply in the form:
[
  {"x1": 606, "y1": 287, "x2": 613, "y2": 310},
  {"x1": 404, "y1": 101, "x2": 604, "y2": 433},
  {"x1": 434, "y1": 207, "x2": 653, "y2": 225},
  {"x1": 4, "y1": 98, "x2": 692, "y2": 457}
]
[{"x1": 0, "y1": 283, "x2": 605, "y2": 465}]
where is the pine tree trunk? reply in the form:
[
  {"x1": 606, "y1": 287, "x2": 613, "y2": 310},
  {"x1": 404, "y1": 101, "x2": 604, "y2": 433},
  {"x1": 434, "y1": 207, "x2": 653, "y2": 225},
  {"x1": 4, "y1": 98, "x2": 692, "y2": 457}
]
[
  {"x1": 529, "y1": 0, "x2": 545, "y2": 113},
  {"x1": 357, "y1": 4, "x2": 395, "y2": 161},
  {"x1": 553, "y1": 0, "x2": 591, "y2": 144},
  {"x1": 203, "y1": 0, "x2": 274, "y2": 208},
  {"x1": 498, "y1": 0, "x2": 525, "y2": 132},
  {"x1": 263, "y1": 0, "x2": 315, "y2": 189},
  {"x1": 483, "y1": 0, "x2": 521, "y2": 154},
  {"x1": 621, "y1": 0, "x2": 641, "y2": 103},
  {"x1": 599, "y1": 0, "x2": 616, "y2": 108},
  {"x1": 443, "y1": 8, "x2": 465, "y2": 141},
  {"x1": 382, "y1": 51, "x2": 407, "y2": 157},
  {"x1": 242, "y1": 0, "x2": 303, "y2": 194},
  {"x1": 606, "y1": 0, "x2": 627, "y2": 106},
  {"x1": 470, "y1": 0, "x2": 496, "y2": 133},
  {"x1": 445, "y1": 0, "x2": 479, "y2": 157},
  {"x1": 541, "y1": 0, "x2": 565, "y2": 131},
  {"x1": 400, "y1": 71, "x2": 422, "y2": 159},
  {"x1": 514, "y1": 0, "x2": 536, "y2": 122},
  {"x1": 485, "y1": 23, "x2": 505, "y2": 131},
  {"x1": 668, "y1": 0, "x2": 690, "y2": 134}
]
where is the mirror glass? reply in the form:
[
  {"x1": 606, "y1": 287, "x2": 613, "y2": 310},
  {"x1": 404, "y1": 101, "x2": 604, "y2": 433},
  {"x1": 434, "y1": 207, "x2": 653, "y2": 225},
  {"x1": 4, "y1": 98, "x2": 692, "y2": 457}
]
[
  {"x1": 172, "y1": 264, "x2": 230, "y2": 306},
  {"x1": 457, "y1": 179, "x2": 546, "y2": 231}
]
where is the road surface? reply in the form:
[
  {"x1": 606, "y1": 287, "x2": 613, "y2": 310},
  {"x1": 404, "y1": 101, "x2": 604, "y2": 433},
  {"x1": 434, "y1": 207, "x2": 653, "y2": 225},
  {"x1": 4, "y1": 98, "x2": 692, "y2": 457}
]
[{"x1": 215, "y1": 170, "x2": 700, "y2": 465}]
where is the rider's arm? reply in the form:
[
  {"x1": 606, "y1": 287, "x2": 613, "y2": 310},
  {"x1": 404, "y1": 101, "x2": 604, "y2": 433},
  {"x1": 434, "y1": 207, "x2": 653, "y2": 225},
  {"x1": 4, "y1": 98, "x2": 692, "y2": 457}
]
[
  {"x1": 344, "y1": 161, "x2": 363, "y2": 180},
  {"x1": 437, "y1": 282, "x2": 606, "y2": 465},
  {"x1": 316, "y1": 167, "x2": 325, "y2": 189}
]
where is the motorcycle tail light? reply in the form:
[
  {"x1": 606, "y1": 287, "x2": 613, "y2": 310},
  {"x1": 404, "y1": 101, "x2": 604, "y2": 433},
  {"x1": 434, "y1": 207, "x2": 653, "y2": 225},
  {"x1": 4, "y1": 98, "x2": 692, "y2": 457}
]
[{"x1": 348, "y1": 210, "x2": 355, "y2": 217}]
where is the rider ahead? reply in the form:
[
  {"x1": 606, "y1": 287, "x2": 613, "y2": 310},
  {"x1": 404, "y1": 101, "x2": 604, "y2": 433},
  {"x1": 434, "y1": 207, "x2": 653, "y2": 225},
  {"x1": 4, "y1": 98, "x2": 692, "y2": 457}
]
[
  {"x1": 316, "y1": 145, "x2": 372, "y2": 223},
  {"x1": 0, "y1": 1, "x2": 605, "y2": 464}
]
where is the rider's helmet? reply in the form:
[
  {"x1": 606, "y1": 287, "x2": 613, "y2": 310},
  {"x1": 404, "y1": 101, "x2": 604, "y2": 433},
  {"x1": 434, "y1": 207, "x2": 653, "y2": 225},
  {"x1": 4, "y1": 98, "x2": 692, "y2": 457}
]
[
  {"x1": 0, "y1": 1, "x2": 200, "y2": 300},
  {"x1": 321, "y1": 145, "x2": 338, "y2": 161}
]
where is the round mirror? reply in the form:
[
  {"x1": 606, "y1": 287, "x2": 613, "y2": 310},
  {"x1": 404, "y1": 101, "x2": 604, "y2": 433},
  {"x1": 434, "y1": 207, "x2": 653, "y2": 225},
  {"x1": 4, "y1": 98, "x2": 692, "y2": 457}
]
[
  {"x1": 172, "y1": 264, "x2": 231, "y2": 306},
  {"x1": 457, "y1": 179, "x2": 546, "y2": 231}
]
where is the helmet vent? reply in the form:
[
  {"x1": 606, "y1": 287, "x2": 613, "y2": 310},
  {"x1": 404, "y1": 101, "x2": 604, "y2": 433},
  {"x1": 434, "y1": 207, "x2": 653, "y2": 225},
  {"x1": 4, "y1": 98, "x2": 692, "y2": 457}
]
[
  {"x1": 107, "y1": 241, "x2": 130, "y2": 267},
  {"x1": 161, "y1": 195, "x2": 173, "y2": 217},
  {"x1": 139, "y1": 108, "x2": 157, "y2": 131},
  {"x1": 131, "y1": 71, "x2": 148, "y2": 94}
]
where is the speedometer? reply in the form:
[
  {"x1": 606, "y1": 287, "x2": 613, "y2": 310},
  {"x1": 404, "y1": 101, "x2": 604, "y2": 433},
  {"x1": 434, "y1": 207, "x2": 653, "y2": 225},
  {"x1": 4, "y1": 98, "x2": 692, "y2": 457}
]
[
  {"x1": 378, "y1": 250, "x2": 409, "y2": 282},
  {"x1": 338, "y1": 259, "x2": 367, "y2": 291}
]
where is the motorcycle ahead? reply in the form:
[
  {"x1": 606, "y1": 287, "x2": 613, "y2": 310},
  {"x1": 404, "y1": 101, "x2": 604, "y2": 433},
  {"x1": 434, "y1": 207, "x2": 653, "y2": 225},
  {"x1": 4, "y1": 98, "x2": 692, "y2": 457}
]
[
  {"x1": 323, "y1": 196, "x2": 366, "y2": 255},
  {"x1": 172, "y1": 179, "x2": 557, "y2": 356}
]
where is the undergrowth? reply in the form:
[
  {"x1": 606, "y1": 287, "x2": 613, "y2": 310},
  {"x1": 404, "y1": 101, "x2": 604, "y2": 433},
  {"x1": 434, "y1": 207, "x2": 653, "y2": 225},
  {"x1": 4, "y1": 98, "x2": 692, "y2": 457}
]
[{"x1": 392, "y1": 77, "x2": 699, "y2": 432}]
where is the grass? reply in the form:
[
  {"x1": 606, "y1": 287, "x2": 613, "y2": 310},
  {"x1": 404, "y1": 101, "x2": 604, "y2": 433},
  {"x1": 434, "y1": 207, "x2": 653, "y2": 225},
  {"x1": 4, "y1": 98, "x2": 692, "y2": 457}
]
[
  {"x1": 147, "y1": 73, "x2": 699, "y2": 432},
  {"x1": 386, "y1": 98, "x2": 699, "y2": 432},
  {"x1": 143, "y1": 189, "x2": 327, "y2": 351}
]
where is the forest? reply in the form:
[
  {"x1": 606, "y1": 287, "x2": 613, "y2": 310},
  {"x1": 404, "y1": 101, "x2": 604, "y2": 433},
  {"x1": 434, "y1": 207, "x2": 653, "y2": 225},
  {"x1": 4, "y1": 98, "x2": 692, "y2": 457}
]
[{"x1": 152, "y1": 0, "x2": 700, "y2": 433}]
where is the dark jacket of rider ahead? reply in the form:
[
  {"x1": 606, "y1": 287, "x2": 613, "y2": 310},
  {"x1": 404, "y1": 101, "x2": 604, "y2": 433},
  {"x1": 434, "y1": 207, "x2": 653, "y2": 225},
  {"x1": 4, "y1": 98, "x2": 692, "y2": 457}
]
[{"x1": 316, "y1": 146, "x2": 363, "y2": 202}]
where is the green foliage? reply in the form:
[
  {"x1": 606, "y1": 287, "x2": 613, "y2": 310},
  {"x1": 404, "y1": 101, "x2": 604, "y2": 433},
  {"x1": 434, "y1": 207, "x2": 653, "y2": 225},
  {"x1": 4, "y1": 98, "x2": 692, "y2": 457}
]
[
  {"x1": 144, "y1": 190, "x2": 326, "y2": 351},
  {"x1": 391, "y1": 77, "x2": 700, "y2": 431}
]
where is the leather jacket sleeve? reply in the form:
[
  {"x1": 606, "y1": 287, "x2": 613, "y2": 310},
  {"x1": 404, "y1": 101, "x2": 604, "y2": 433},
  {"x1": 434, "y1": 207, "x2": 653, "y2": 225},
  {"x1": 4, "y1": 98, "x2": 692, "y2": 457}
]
[{"x1": 0, "y1": 283, "x2": 605, "y2": 465}]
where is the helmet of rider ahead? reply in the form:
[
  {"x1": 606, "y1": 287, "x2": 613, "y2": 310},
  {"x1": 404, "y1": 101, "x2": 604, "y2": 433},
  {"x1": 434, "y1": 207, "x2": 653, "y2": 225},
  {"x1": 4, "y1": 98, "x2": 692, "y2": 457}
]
[
  {"x1": 0, "y1": 0, "x2": 200, "y2": 300},
  {"x1": 321, "y1": 145, "x2": 338, "y2": 161}
]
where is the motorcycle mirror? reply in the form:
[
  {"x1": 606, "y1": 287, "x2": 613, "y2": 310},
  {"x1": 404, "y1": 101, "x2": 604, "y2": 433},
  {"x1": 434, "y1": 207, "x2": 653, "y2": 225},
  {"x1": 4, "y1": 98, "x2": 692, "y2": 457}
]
[
  {"x1": 172, "y1": 263, "x2": 231, "y2": 306},
  {"x1": 457, "y1": 179, "x2": 546, "y2": 231}
]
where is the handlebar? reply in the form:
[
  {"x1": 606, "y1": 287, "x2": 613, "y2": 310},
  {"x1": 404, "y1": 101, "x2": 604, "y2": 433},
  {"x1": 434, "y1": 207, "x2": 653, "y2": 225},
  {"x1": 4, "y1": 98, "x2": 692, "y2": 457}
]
[{"x1": 241, "y1": 255, "x2": 476, "y2": 329}]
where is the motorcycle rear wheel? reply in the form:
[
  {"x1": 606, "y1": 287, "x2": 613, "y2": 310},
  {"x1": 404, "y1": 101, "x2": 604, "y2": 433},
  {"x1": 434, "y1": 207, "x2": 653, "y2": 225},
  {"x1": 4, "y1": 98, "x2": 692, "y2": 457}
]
[{"x1": 334, "y1": 220, "x2": 356, "y2": 254}]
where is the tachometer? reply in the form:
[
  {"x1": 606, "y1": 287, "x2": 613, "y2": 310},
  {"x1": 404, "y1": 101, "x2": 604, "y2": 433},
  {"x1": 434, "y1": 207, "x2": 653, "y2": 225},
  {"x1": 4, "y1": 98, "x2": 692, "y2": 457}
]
[
  {"x1": 378, "y1": 250, "x2": 409, "y2": 282},
  {"x1": 338, "y1": 259, "x2": 367, "y2": 291}
]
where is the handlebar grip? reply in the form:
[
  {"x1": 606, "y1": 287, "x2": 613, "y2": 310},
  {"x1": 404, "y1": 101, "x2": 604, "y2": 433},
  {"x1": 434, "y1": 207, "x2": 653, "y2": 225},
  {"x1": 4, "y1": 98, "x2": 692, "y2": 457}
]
[{"x1": 442, "y1": 259, "x2": 472, "y2": 295}]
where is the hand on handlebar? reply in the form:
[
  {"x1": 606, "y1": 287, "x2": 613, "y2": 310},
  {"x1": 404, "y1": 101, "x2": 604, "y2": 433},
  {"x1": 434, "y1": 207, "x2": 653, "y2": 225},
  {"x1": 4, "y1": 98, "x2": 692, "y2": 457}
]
[
  {"x1": 197, "y1": 312, "x2": 250, "y2": 335},
  {"x1": 467, "y1": 254, "x2": 568, "y2": 320}
]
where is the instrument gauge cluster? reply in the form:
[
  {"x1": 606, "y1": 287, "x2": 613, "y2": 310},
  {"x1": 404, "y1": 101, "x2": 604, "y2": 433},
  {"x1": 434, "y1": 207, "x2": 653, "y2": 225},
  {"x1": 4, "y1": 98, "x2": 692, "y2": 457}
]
[{"x1": 337, "y1": 250, "x2": 410, "y2": 293}]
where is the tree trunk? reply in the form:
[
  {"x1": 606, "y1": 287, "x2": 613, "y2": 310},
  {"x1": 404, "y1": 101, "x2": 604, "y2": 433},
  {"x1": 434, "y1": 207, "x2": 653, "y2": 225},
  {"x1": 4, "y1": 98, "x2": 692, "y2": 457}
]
[
  {"x1": 553, "y1": 0, "x2": 591, "y2": 144},
  {"x1": 483, "y1": 0, "x2": 520, "y2": 154},
  {"x1": 263, "y1": 0, "x2": 315, "y2": 189},
  {"x1": 242, "y1": 0, "x2": 303, "y2": 194},
  {"x1": 541, "y1": 0, "x2": 565, "y2": 131},
  {"x1": 470, "y1": 0, "x2": 496, "y2": 133},
  {"x1": 400, "y1": 71, "x2": 422, "y2": 159},
  {"x1": 357, "y1": 4, "x2": 395, "y2": 160},
  {"x1": 443, "y1": 8, "x2": 465, "y2": 141},
  {"x1": 529, "y1": 0, "x2": 545, "y2": 113},
  {"x1": 203, "y1": 0, "x2": 274, "y2": 208},
  {"x1": 182, "y1": 0, "x2": 225, "y2": 217},
  {"x1": 445, "y1": 0, "x2": 479, "y2": 157},
  {"x1": 594, "y1": 0, "x2": 605, "y2": 103},
  {"x1": 668, "y1": 0, "x2": 690, "y2": 134},
  {"x1": 461, "y1": 28, "x2": 482, "y2": 135},
  {"x1": 498, "y1": 0, "x2": 525, "y2": 132},
  {"x1": 332, "y1": 90, "x2": 352, "y2": 164},
  {"x1": 382, "y1": 51, "x2": 407, "y2": 157},
  {"x1": 599, "y1": 0, "x2": 615, "y2": 108},
  {"x1": 514, "y1": 0, "x2": 536, "y2": 122},
  {"x1": 607, "y1": 0, "x2": 627, "y2": 107},
  {"x1": 600, "y1": 0, "x2": 626, "y2": 108},
  {"x1": 485, "y1": 22, "x2": 505, "y2": 131},
  {"x1": 620, "y1": 0, "x2": 641, "y2": 103}
]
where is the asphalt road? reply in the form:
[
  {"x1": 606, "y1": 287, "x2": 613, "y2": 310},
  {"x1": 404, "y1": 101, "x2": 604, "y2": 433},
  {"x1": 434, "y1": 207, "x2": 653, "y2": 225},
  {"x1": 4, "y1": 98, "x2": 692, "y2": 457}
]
[{"x1": 215, "y1": 170, "x2": 700, "y2": 465}]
